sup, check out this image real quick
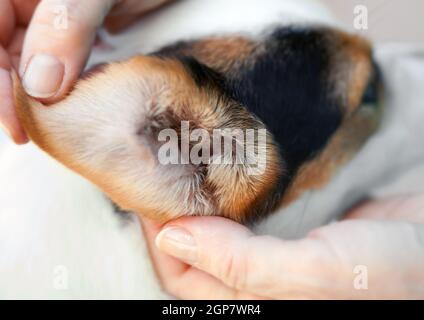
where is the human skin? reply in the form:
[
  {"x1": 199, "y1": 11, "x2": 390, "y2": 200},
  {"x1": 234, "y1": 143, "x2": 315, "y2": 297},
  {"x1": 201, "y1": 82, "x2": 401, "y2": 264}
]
[
  {"x1": 0, "y1": 0, "x2": 170, "y2": 144},
  {"x1": 143, "y1": 195, "x2": 424, "y2": 299}
]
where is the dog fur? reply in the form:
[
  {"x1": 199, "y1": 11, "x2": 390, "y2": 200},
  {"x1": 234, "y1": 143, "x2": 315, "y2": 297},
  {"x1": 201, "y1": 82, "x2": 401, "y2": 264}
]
[
  {"x1": 13, "y1": 26, "x2": 379, "y2": 223},
  {"x1": 1, "y1": 0, "x2": 423, "y2": 299}
]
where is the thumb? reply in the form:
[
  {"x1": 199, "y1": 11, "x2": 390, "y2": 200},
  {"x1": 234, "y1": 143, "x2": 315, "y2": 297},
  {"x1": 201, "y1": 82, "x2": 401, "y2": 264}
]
[
  {"x1": 155, "y1": 216, "x2": 424, "y2": 299},
  {"x1": 155, "y1": 216, "x2": 336, "y2": 298},
  {"x1": 19, "y1": 0, "x2": 116, "y2": 102}
]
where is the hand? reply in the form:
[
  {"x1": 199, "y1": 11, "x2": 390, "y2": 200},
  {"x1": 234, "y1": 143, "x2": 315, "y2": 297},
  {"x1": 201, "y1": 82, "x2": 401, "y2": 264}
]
[
  {"x1": 0, "y1": 0, "x2": 170, "y2": 144},
  {"x1": 143, "y1": 195, "x2": 424, "y2": 299}
]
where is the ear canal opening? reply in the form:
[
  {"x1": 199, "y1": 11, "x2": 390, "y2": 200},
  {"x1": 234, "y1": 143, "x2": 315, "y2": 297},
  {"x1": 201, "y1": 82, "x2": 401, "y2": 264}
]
[{"x1": 10, "y1": 56, "x2": 282, "y2": 224}]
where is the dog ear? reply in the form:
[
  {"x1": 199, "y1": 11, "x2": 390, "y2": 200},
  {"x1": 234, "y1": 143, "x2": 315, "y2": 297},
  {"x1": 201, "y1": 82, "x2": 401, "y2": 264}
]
[
  {"x1": 158, "y1": 27, "x2": 381, "y2": 209},
  {"x1": 265, "y1": 28, "x2": 381, "y2": 206},
  {"x1": 13, "y1": 27, "x2": 380, "y2": 223},
  {"x1": 13, "y1": 56, "x2": 282, "y2": 223}
]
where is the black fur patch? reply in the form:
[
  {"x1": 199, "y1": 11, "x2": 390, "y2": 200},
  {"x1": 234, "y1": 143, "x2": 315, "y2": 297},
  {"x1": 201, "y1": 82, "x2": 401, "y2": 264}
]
[
  {"x1": 160, "y1": 28, "x2": 346, "y2": 182},
  {"x1": 226, "y1": 27, "x2": 343, "y2": 180},
  {"x1": 154, "y1": 27, "x2": 363, "y2": 206},
  {"x1": 179, "y1": 56, "x2": 225, "y2": 89}
]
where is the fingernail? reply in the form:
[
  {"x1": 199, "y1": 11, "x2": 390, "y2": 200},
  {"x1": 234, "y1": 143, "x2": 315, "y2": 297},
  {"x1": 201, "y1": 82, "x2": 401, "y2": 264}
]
[
  {"x1": 22, "y1": 54, "x2": 64, "y2": 99},
  {"x1": 155, "y1": 226, "x2": 197, "y2": 263}
]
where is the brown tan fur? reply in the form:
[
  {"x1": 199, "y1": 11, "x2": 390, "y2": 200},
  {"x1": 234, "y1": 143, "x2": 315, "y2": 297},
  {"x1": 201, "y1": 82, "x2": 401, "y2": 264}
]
[
  {"x1": 13, "y1": 57, "x2": 282, "y2": 223},
  {"x1": 13, "y1": 27, "x2": 379, "y2": 223},
  {"x1": 280, "y1": 105, "x2": 380, "y2": 207},
  {"x1": 326, "y1": 30, "x2": 373, "y2": 114},
  {"x1": 278, "y1": 31, "x2": 378, "y2": 206},
  {"x1": 172, "y1": 37, "x2": 258, "y2": 74}
]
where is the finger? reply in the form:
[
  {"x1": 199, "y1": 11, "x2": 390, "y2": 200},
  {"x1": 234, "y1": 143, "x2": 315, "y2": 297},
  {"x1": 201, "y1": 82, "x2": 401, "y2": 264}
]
[
  {"x1": 7, "y1": 28, "x2": 26, "y2": 70},
  {"x1": 0, "y1": 0, "x2": 15, "y2": 47},
  {"x1": 142, "y1": 218, "x2": 262, "y2": 300},
  {"x1": 345, "y1": 195, "x2": 424, "y2": 223},
  {"x1": 154, "y1": 217, "x2": 341, "y2": 299},
  {"x1": 0, "y1": 66, "x2": 28, "y2": 144},
  {"x1": 104, "y1": 0, "x2": 172, "y2": 33},
  {"x1": 305, "y1": 219, "x2": 424, "y2": 298},
  {"x1": 12, "y1": 0, "x2": 40, "y2": 26},
  {"x1": 155, "y1": 217, "x2": 424, "y2": 299},
  {"x1": 7, "y1": 28, "x2": 26, "y2": 56},
  {"x1": 109, "y1": 0, "x2": 171, "y2": 16},
  {"x1": 0, "y1": 45, "x2": 28, "y2": 143},
  {"x1": 103, "y1": 14, "x2": 142, "y2": 34},
  {"x1": 143, "y1": 219, "x2": 189, "y2": 280},
  {"x1": 19, "y1": 0, "x2": 117, "y2": 102}
]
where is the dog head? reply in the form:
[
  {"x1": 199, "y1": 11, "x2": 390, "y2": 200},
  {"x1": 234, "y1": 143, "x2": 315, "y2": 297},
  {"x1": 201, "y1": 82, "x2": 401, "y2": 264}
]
[{"x1": 14, "y1": 26, "x2": 381, "y2": 223}]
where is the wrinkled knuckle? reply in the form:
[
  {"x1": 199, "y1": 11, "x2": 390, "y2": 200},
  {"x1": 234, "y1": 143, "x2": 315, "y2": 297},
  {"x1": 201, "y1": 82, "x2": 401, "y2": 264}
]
[
  {"x1": 220, "y1": 248, "x2": 248, "y2": 291},
  {"x1": 306, "y1": 228, "x2": 346, "y2": 273}
]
